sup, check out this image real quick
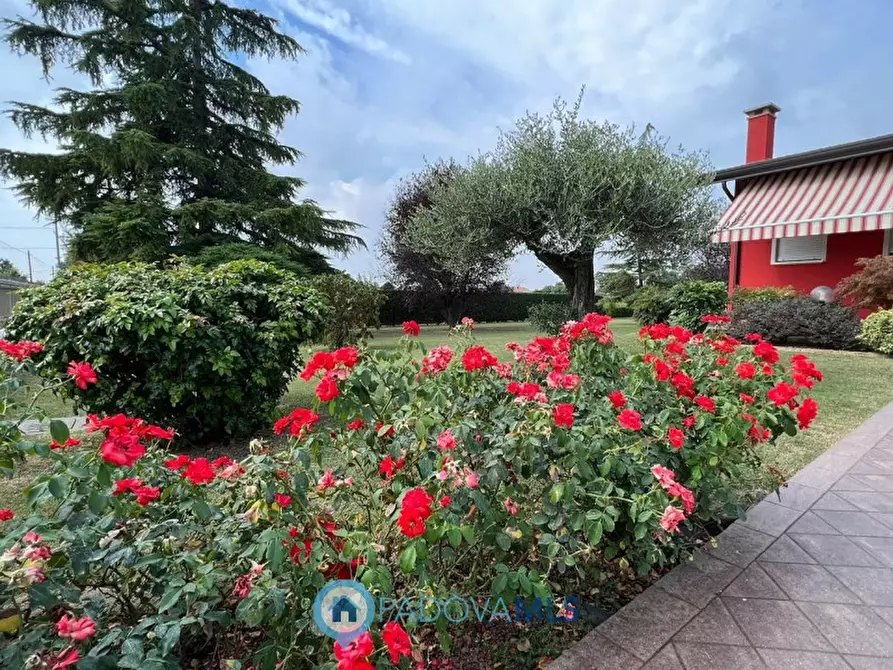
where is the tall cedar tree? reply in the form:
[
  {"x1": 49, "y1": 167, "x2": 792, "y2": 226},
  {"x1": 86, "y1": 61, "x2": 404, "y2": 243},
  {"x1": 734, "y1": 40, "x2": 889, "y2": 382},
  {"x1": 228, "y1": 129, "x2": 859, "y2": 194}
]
[{"x1": 0, "y1": 1, "x2": 362, "y2": 268}]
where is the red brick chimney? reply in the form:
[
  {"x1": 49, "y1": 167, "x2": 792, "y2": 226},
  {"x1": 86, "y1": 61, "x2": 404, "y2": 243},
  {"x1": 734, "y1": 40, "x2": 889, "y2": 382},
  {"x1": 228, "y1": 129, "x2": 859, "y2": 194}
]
[{"x1": 744, "y1": 103, "x2": 781, "y2": 163}]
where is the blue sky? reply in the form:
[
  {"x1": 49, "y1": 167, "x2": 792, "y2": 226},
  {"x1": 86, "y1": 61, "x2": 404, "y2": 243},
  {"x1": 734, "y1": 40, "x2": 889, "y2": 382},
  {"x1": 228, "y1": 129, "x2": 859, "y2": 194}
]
[{"x1": 1, "y1": 0, "x2": 893, "y2": 284}]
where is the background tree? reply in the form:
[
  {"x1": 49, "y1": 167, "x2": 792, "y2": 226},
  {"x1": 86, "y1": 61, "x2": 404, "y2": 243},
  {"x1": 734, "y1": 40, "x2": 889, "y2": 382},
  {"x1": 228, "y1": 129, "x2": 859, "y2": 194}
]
[
  {"x1": 0, "y1": 259, "x2": 27, "y2": 282},
  {"x1": 682, "y1": 240, "x2": 731, "y2": 282},
  {"x1": 407, "y1": 92, "x2": 720, "y2": 316},
  {"x1": 532, "y1": 281, "x2": 568, "y2": 294},
  {"x1": 380, "y1": 159, "x2": 509, "y2": 324},
  {"x1": 1, "y1": 0, "x2": 362, "y2": 272}
]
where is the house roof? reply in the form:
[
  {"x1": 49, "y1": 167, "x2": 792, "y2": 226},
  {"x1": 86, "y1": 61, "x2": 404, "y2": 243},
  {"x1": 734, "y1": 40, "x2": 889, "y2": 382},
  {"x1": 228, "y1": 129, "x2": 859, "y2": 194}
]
[{"x1": 713, "y1": 133, "x2": 893, "y2": 183}]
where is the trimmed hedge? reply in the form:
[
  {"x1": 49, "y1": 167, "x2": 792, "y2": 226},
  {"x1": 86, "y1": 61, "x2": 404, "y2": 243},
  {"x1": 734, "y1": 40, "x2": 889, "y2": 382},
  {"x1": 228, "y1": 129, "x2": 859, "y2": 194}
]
[
  {"x1": 729, "y1": 297, "x2": 862, "y2": 350},
  {"x1": 859, "y1": 309, "x2": 893, "y2": 355},
  {"x1": 380, "y1": 291, "x2": 574, "y2": 325}
]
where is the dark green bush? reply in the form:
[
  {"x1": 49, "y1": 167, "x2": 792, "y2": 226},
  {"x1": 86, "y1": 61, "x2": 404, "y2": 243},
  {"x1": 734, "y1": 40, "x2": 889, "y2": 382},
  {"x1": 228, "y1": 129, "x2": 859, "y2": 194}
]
[
  {"x1": 7, "y1": 260, "x2": 326, "y2": 443},
  {"x1": 729, "y1": 297, "x2": 861, "y2": 350},
  {"x1": 667, "y1": 280, "x2": 728, "y2": 331},
  {"x1": 601, "y1": 299, "x2": 634, "y2": 318},
  {"x1": 631, "y1": 285, "x2": 673, "y2": 325},
  {"x1": 527, "y1": 300, "x2": 574, "y2": 333},
  {"x1": 310, "y1": 273, "x2": 384, "y2": 346}
]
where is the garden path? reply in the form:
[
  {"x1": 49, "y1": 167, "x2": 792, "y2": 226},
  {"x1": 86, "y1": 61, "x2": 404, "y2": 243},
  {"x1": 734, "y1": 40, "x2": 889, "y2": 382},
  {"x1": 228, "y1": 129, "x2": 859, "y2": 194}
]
[{"x1": 550, "y1": 401, "x2": 893, "y2": 669}]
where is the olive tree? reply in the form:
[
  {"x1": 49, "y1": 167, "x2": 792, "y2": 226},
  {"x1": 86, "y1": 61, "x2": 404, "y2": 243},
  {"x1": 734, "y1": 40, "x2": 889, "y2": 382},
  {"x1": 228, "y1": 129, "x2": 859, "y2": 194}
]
[{"x1": 408, "y1": 93, "x2": 720, "y2": 316}]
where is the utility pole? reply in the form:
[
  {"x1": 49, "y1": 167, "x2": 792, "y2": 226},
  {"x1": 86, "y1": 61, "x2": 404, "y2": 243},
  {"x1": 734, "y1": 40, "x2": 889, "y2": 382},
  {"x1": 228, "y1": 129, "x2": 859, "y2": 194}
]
[
  {"x1": 27, "y1": 251, "x2": 33, "y2": 283},
  {"x1": 53, "y1": 220, "x2": 61, "y2": 267}
]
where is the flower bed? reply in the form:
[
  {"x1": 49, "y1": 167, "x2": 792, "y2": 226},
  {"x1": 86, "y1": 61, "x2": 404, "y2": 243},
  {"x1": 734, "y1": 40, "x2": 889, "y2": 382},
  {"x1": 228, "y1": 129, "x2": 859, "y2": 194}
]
[{"x1": 0, "y1": 314, "x2": 821, "y2": 668}]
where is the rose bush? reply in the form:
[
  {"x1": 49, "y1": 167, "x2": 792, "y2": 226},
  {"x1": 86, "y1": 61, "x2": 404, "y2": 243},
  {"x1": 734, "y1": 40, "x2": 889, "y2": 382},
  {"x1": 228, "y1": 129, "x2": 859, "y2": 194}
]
[{"x1": 0, "y1": 314, "x2": 821, "y2": 668}]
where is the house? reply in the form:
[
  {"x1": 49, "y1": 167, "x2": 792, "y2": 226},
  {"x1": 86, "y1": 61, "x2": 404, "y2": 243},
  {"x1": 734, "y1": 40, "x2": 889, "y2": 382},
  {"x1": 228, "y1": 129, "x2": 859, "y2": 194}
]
[
  {"x1": 331, "y1": 595, "x2": 359, "y2": 624},
  {"x1": 712, "y1": 103, "x2": 893, "y2": 297},
  {"x1": 0, "y1": 278, "x2": 34, "y2": 325}
]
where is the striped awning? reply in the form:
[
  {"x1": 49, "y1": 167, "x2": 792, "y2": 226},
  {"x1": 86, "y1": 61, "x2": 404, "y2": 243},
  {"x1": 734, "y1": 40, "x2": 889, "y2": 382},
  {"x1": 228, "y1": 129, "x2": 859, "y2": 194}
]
[{"x1": 712, "y1": 153, "x2": 893, "y2": 243}]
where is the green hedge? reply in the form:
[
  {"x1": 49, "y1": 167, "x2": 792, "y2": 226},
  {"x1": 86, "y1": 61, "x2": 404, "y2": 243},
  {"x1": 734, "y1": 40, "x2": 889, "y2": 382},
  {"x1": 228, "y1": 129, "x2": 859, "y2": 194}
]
[{"x1": 380, "y1": 291, "x2": 576, "y2": 325}]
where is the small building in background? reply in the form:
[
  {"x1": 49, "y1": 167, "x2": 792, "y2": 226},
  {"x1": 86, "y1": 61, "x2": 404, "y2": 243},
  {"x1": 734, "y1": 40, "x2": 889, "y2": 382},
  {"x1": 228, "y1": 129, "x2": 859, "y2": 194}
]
[
  {"x1": 0, "y1": 278, "x2": 34, "y2": 325},
  {"x1": 712, "y1": 103, "x2": 893, "y2": 297}
]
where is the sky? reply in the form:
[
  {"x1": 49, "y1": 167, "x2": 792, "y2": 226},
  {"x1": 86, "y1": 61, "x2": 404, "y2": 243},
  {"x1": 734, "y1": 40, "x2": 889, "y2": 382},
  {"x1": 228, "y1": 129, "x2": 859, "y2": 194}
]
[{"x1": 1, "y1": 1, "x2": 893, "y2": 284}]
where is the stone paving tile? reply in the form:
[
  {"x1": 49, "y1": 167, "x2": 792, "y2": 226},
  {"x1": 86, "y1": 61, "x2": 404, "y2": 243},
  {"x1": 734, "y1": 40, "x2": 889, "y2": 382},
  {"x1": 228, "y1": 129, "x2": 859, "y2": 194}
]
[
  {"x1": 852, "y1": 475, "x2": 893, "y2": 492},
  {"x1": 703, "y1": 523, "x2": 775, "y2": 568},
  {"x1": 849, "y1": 460, "x2": 893, "y2": 476},
  {"x1": 597, "y1": 587, "x2": 698, "y2": 661},
  {"x1": 672, "y1": 642, "x2": 767, "y2": 670},
  {"x1": 868, "y1": 512, "x2": 893, "y2": 531},
  {"x1": 655, "y1": 553, "x2": 740, "y2": 609},
  {"x1": 640, "y1": 646, "x2": 684, "y2": 670},
  {"x1": 766, "y1": 482, "x2": 824, "y2": 511},
  {"x1": 843, "y1": 656, "x2": 893, "y2": 669},
  {"x1": 760, "y1": 562, "x2": 860, "y2": 604},
  {"x1": 789, "y1": 533, "x2": 884, "y2": 567},
  {"x1": 789, "y1": 463, "x2": 845, "y2": 491},
  {"x1": 787, "y1": 511, "x2": 841, "y2": 535},
  {"x1": 722, "y1": 596, "x2": 833, "y2": 651},
  {"x1": 835, "y1": 490, "x2": 893, "y2": 512},
  {"x1": 756, "y1": 648, "x2": 850, "y2": 669},
  {"x1": 832, "y1": 475, "x2": 878, "y2": 492},
  {"x1": 873, "y1": 606, "x2": 893, "y2": 628},
  {"x1": 827, "y1": 566, "x2": 893, "y2": 606},
  {"x1": 758, "y1": 535, "x2": 817, "y2": 564},
  {"x1": 797, "y1": 602, "x2": 893, "y2": 656},
  {"x1": 814, "y1": 510, "x2": 893, "y2": 537},
  {"x1": 674, "y1": 598, "x2": 748, "y2": 645},
  {"x1": 546, "y1": 632, "x2": 643, "y2": 670},
  {"x1": 852, "y1": 536, "x2": 893, "y2": 567},
  {"x1": 812, "y1": 491, "x2": 861, "y2": 511},
  {"x1": 723, "y1": 563, "x2": 787, "y2": 599},
  {"x1": 739, "y1": 500, "x2": 803, "y2": 536}
]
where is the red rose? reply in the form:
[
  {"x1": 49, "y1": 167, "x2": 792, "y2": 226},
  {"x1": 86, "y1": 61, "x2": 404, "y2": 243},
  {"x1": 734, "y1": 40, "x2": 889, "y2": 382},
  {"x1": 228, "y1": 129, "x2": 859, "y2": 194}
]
[
  {"x1": 275, "y1": 493, "x2": 292, "y2": 507},
  {"x1": 113, "y1": 478, "x2": 142, "y2": 496},
  {"x1": 382, "y1": 621, "x2": 413, "y2": 664},
  {"x1": 0, "y1": 508, "x2": 14, "y2": 521},
  {"x1": 767, "y1": 381, "x2": 798, "y2": 407},
  {"x1": 617, "y1": 409, "x2": 643, "y2": 431},
  {"x1": 273, "y1": 408, "x2": 320, "y2": 437},
  {"x1": 439, "y1": 496, "x2": 451, "y2": 508},
  {"x1": 100, "y1": 434, "x2": 145, "y2": 467},
  {"x1": 739, "y1": 393, "x2": 755, "y2": 404},
  {"x1": 56, "y1": 613, "x2": 96, "y2": 642},
  {"x1": 183, "y1": 458, "x2": 215, "y2": 485},
  {"x1": 754, "y1": 340, "x2": 779, "y2": 364},
  {"x1": 164, "y1": 454, "x2": 191, "y2": 470},
  {"x1": 735, "y1": 362, "x2": 756, "y2": 379},
  {"x1": 694, "y1": 395, "x2": 716, "y2": 413},
  {"x1": 660, "y1": 506, "x2": 686, "y2": 533},
  {"x1": 333, "y1": 346, "x2": 359, "y2": 368},
  {"x1": 682, "y1": 415, "x2": 696, "y2": 429},
  {"x1": 797, "y1": 397, "x2": 819, "y2": 429},
  {"x1": 134, "y1": 485, "x2": 160, "y2": 505},
  {"x1": 315, "y1": 374, "x2": 340, "y2": 402},
  {"x1": 67, "y1": 361, "x2": 98, "y2": 390},
  {"x1": 667, "y1": 427, "x2": 685, "y2": 450},
  {"x1": 607, "y1": 390, "x2": 627, "y2": 408},
  {"x1": 402, "y1": 320, "x2": 421, "y2": 336},
  {"x1": 347, "y1": 418, "x2": 365, "y2": 431},
  {"x1": 553, "y1": 403, "x2": 575, "y2": 428},
  {"x1": 461, "y1": 345, "x2": 498, "y2": 371}
]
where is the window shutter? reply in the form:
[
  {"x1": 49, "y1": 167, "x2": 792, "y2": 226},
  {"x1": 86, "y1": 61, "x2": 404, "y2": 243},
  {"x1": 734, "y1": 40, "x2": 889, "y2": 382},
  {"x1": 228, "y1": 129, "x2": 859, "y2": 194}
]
[{"x1": 773, "y1": 236, "x2": 826, "y2": 264}]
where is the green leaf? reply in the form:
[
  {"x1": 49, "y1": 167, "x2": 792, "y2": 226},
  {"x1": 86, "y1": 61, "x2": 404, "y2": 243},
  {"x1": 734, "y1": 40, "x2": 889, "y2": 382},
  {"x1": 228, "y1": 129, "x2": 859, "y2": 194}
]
[
  {"x1": 586, "y1": 521, "x2": 603, "y2": 544},
  {"x1": 495, "y1": 533, "x2": 511, "y2": 551},
  {"x1": 447, "y1": 529, "x2": 462, "y2": 548},
  {"x1": 49, "y1": 419, "x2": 70, "y2": 444},
  {"x1": 88, "y1": 491, "x2": 108, "y2": 515},
  {"x1": 492, "y1": 573, "x2": 508, "y2": 595},
  {"x1": 398, "y1": 545, "x2": 417, "y2": 574},
  {"x1": 158, "y1": 586, "x2": 183, "y2": 614},
  {"x1": 459, "y1": 526, "x2": 475, "y2": 545},
  {"x1": 548, "y1": 483, "x2": 565, "y2": 503},
  {"x1": 48, "y1": 474, "x2": 68, "y2": 498},
  {"x1": 160, "y1": 622, "x2": 182, "y2": 655}
]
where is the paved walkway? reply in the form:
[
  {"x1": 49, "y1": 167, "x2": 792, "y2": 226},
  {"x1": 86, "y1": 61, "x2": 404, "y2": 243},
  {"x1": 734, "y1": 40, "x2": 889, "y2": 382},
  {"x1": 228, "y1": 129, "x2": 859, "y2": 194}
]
[
  {"x1": 551, "y1": 402, "x2": 893, "y2": 669},
  {"x1": 19, "y1": 416, "x2": 85, "y2": 436}
]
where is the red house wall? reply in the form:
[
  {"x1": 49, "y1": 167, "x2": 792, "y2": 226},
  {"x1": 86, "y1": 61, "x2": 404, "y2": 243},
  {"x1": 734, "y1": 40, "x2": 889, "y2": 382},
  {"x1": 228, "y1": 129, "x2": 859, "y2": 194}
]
[{"x1": 736, "y1": 230, "x2": 886, "y2": 293}]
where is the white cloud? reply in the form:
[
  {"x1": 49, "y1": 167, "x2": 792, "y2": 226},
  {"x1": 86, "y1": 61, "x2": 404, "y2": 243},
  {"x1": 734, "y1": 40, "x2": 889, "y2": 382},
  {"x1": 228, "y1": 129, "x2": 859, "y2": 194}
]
[{"x1": 270, "y1": 0, "x2": 410, "y2": 63}]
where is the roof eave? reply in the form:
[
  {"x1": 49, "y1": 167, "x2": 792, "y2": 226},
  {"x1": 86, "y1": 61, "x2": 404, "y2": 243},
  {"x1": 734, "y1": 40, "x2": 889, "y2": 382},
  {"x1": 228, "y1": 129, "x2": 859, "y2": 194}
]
[{"x1": 712, "y1": 133, "x2": 893, "y2": 183}]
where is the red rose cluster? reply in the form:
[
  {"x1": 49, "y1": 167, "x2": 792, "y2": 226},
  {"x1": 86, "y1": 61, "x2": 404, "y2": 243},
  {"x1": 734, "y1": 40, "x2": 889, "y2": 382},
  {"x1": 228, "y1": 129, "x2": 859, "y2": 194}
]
[
  {"x1": 86, "y1": 414, "x2": 175, "y2": 468},
  {"x1": 300, "y1": 347, "x2": 360, "y2": 403},
  {"x1": 0, "y1": 338, "x2": 42, "y2": 361},
  {"x1": 397, "y1": 487, "x2": 434, "y2": 538}
]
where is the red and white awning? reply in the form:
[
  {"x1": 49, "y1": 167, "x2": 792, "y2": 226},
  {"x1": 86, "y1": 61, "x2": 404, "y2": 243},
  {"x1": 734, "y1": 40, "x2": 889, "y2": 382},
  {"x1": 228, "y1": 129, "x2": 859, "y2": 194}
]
[{"x1": 712, "y1": 153, "x2": 893, "y2": 243}]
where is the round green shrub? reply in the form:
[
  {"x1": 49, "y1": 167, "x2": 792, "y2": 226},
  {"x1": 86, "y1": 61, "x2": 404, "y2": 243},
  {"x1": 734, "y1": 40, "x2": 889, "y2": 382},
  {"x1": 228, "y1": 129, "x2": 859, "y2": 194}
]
[
  {"x1": 667, "y1": 280, "x2": 728, "y2": 331},
  {"x1": 731, "y1": 285, "x2": 797, "y2": 308},
  {"x1": 631, "y1": 285, "x2": 673, "y2": 325},
  {"x1": 600, "y1": 299, "x2": 633, "y2": 318},
  {"x1": 859, "y1": 309, "x2": 893, "y2": 355},
  {"x1": 527, "y1": 300, "x2": 574, "y2": 333},
  {"x1": 310, "y1": 273, "x2": 384, "y2": 346},
  {"x1": 6, "y1": 260, "x2": 326, "y2": 443},
  {"x1": 729, "y1": 297, "x2": 861, "y2": 350}
]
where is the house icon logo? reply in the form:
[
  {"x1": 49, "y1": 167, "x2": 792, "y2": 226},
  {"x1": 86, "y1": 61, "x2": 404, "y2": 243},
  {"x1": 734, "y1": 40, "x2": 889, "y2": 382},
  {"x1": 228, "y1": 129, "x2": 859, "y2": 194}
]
[{"x1": 313, "y1": 579, "x2": 375, "y2": 644}]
